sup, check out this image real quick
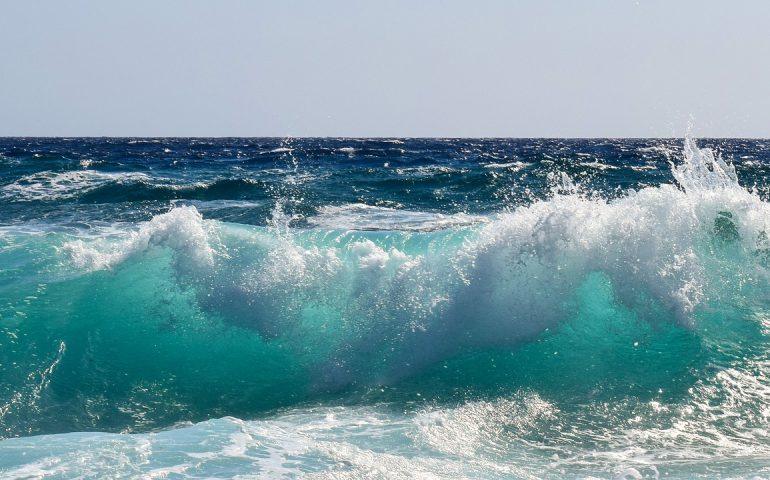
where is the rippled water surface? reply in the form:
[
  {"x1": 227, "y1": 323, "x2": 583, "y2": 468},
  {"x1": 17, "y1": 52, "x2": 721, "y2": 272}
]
[{"x1": 1, "y1": 137, "x2": 770, "y2": 479}]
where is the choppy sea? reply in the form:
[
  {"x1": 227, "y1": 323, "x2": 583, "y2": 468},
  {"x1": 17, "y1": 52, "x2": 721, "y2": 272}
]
[{"x1": 2, "y1": 137, "x2": 770, "y2": 479}]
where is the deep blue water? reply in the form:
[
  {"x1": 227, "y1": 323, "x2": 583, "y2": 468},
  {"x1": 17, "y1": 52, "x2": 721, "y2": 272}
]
[
  {"x1": 2, "y1": 137, "x2": 769, "y2": 228},
  {"x1": 1, "y1": 138, "x2": 770, "y2": 478}
]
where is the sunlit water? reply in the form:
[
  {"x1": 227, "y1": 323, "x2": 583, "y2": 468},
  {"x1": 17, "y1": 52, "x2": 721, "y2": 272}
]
[{"x1": 2, "y1": 137, "x2": 770, "y2": 478}]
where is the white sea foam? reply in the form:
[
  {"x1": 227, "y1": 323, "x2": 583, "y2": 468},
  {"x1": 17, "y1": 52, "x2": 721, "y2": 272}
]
[
  {"x1": 579, "y1": 161, "x2": 620, "y2": 170},
  {"x1": 638, "y1": 144, "x2": 678, "y2": 158},
  {"x1": 629, "y1": 164, "x2": 658, "y2": 172},
  {"x1": 482, "y1": 161, "x2": 532, "y2": 171},
  {"x1": 394, "y1": 165, "x2": 464, "y2": 176},
  {"x1": 1, "y1": 170, "x2": 152, "y2": 201},
  {"x1": 3, "y1": 389, "x2": 766, "y2": 479},
  {"x1": 266, "y1": 147, "x2": 293, "y2": 154},
  {"x1": 1, "y1": 170, "x2": 214, "y2": 202},
  {"x1": 62, "y1": 206, "x2": 215, "y2": 271},
  {"x1": 308, "y1": 204, "x2": 487, "y2": 231},
  {"x1": 171, "y1": 199, "x2": 264, "y2": 211}
]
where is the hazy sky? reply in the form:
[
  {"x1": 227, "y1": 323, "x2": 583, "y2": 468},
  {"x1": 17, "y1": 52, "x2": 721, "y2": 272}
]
[{"x1": 2, "y1": 1, "x2": 769, "y2": 137}]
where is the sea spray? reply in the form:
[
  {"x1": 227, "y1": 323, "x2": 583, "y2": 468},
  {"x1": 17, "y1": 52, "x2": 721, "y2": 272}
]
[{"x1": 2, "y1": 137, "x2": 770, "y2": 478}]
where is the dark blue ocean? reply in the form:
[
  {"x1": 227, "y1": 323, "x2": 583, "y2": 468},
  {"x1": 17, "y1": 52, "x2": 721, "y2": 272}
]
[{"x1": 2, "y1": 137, "x2": 770, "y2": 478}]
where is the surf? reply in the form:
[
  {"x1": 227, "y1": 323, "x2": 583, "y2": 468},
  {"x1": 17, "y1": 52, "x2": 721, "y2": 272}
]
[{"x1": 0, "y1": 137, "x2": 768, "y2": 442}]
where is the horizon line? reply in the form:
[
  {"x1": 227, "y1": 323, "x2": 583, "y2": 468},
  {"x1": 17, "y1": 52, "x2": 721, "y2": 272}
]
[{"x1": 1, "y1": 135, "x2": 768, "y2": 140}]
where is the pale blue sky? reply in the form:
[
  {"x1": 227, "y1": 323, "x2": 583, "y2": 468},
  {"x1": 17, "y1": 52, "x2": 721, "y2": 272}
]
[{"x1": 2, "y1": 1, "x2": 769, "y2": 137}]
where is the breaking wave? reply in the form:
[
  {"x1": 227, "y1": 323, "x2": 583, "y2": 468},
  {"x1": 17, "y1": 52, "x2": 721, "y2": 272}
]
[{"x1": 2, "y1": 139, "x2": 768, "y2": 440}]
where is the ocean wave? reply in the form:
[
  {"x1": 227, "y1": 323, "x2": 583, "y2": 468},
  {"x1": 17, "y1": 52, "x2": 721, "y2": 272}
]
[
  {"x1": 49, "y1": 140, "x2": 770, "y2": 389},
  {"x1": 3, "y1": 139, "x2": 770, "y2": 448},
  {"x1": 482, "y1": 161, "x2": 532, "y2": 171},
  {"x1": 171, "y1": 199, "x2": 264, "y2": 211},
  {"x1": 0, "y1": 171, "x2": 266, "y2": 203},
  {"x1": 637, "y1": 144, "x2": 678, "y2": 158},
  {"x1": 0, "y1": 170, "x2": 154, "y2": 201},
  {"x1": 578, "y1": 160, "x2": 620, "y2": 170},
  {"x1": 394, "y1": 165, "x2": 466, "y2": 176},
  {"x1": 267, "y1": 147, "x2": 293, "y2": 154},
  {"x1": 629, "y1": 164, "x2": 658, "y2": 171},
  {"x1": 307, "y1": 204, "x2": 487, "y2": 231}
]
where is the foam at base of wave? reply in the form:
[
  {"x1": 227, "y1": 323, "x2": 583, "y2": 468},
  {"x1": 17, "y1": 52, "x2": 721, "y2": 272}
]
[{"x1": 3, "y1": 382, "x2": 769, "y2": 480}]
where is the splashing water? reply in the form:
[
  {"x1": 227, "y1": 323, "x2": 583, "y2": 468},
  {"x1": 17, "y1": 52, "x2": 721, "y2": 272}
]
[
  {"x1": 673, "y1": 136, "x2": 740, "y2": 192},
  {"x1": 2, "y1": 137, "x2": 770, "y2": 478}
]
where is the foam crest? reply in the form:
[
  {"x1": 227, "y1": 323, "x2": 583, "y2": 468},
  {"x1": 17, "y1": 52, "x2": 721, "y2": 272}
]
[
  {"x1": 462, "y1": 178, "x2": 766, "y2": 334},
  {"x1": 62, "y1": 206, "x2": 215, "y2": 271},
  {"x1": 1, "y1": 170, "x2": 152, "y2": 201},
  {"x1": 308, "y1": 204, "x2": 486, "y2": 231}
]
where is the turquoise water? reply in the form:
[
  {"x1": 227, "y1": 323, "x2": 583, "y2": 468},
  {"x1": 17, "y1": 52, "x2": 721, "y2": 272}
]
[{"x1": 1, "y1": 138, "x2": 770, "y2": 478}]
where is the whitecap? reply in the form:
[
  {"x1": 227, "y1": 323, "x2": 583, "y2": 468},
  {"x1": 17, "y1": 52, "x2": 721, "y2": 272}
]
[
  {"x1": 1, "y1": 170, "x2": 152, "y2": 201},
  {"x1": 307, "y1": 204, "x2": 487, "y2": 231}
]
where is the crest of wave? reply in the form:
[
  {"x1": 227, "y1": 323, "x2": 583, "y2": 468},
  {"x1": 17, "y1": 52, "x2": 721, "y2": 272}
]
[
  {"x1": 1, "y1": 170, "x2": 152, "y2": 201},
  {"x1": 317, "y1": 137, "x2": 770, "y2": 386},
  {"x1": 62, "y1": 206, "x2": 215, "y2": 272},
  {"x1": 60, "y1": 139, "x2": 770, "y2": 389},
  {"x1": 351, "y1": 137, "x2": 769, "y2": 383}
]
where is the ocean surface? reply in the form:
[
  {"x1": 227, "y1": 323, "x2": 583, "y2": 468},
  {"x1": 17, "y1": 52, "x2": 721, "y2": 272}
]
[{"x1": 1, "y1": 137, "x2": 770, "y2": 479}]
